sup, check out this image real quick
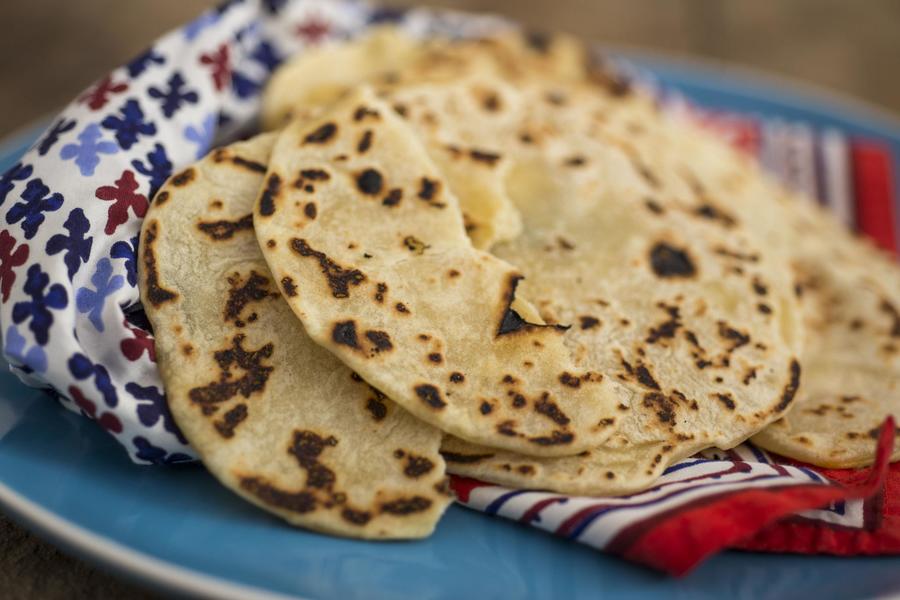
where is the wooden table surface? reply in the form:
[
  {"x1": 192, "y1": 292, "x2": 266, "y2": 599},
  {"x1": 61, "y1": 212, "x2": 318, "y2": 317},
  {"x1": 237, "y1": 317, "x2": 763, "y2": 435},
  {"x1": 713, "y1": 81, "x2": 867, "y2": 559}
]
[{"x1": 1, "y1": 1, "x2": 899, "y2": 598}]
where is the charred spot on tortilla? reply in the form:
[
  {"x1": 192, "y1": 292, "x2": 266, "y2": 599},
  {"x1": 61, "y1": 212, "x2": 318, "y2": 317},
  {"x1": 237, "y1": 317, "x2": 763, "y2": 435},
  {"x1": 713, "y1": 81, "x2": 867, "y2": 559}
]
[
  {"x1": 441, "y1": 451, "x2": 494, "y2": 464},
  {"x1": 751, "y1": 277, "x2": 768, "y2": 296},
  {"x1": 341, "y1": 508, "x2": 372, "y2": 525},
  {"x1": 556, "y1": 237, "x2": 576, "y2": 251},
  {"x1": 534, "y1": 394, "x2": 570, "y2": 426},
  {"x1": 470, "y1": 149, "x2": 501, "y2": 166},
  {"x1": 366, "y1": 392, "x2": 387, "y2": 421},
  {"x1": 544, "y1": 90, "x2": 567, "y2": 106},
  {"x1": 402, "y1": 455, "x2": 435, "y2": 478},
  {"x1": 528, "y1": 431, "x2": 575, "y2": 446},
  {"x1": 635, "y1": 364, "x2": 661, "y2": 390},
  {"x1": 644, "y1": 199, "x2": 664, "y2": 214},
  {"x1": 718, "y1": 321, "x2": 750, "y2": 351},
  {"x1": 646, "y1": 303, "x2": 681, "y2": 344},
  {"x1": 374, "y1": 282, "x2": 388, "y2": 303},
  {"x1": 602, "y1": 72, "x2": 632, "y2": 97},
  {"x1": 280, "y1": 276, "x2": 298, "y2": 298},
  {"x1": 357, "y1": 130, "x2": 374, "y2": 153},
  {"x1": 382, "y1": 188, "x2": 403, "y2": 207},
  {"x1": 522, "y1": 29, "x2": 552, "y2": 52},
  {"x1": 213, "y1": 403, "x2": 248, "y2": 438},
  {"x1": 415, "y1": 384, "x2": 446, "y2": 409},
  {"x1": 481, "y1": 92, "x2": 502, "y2": 112},
  {"x1": 880, "y1": 299, "x2": 900, "y2": 337},
  {"x1": 197, "y1": 213, "x2": 254, "y2": 240},
  {"x1": 224, "y1": 271, "x2": 279, "y2": 327},
  {"x1": 356, "y1": 168, "x2": 384, "y2": 196},
  {"x1": 650, "y1": 242, "x2": 696, "y2": 278},
  {"x1": 258, "y1": 173, "x2": 282, "y2": 217},
  {"x1": 496, "y1": 421, "x2": 518, "y2": 436},
  {"x1": 496, "y1": 274, "x2": 568, "y2": 336},
  {"x1": 642, "y1": 392, "x2": 676, "y2": 424},
  {"x1": 142, "y1": 220, "x2": 178, "y2": 306},
  {"x1": 366, "y1": 330, "x2": 393, "y2": 353},
  {"x1": 713, "y1": 246, "x2": 760, "y2": 263},
  {"x1": 392, "y1": 102, "x2": 408, "y2": 118},
  {"x1": 558, "y1": 372, "x2": 581, "y2": 388},
  {"x1": 288, "y1": 430, "x2": 340, "y2": 493},
  {"x1": 380, "y1": 496, "x2": 432, "y2": 515},
  {"x1": 303, "y1": 122, "x2": 337, "y2": 144},
  {"x1": 290, "y1": 238, "x2": 366, "y2": 298},
  {"x1": 775, "y1": 359, "x2": 801, "y2": 413},
  {"x1": 154, "y1": 190, "x2": 170, "y2": 205},
  {"x1": 353, "y1": 106, "x2": 381, "y2": 122},
  {"x1": 403, "y1": 236, "x2": 429, "y2": 255},
  {"x1": 715, "y1": 393, "x2": 736, "y2": 411},
  {"x1": 417, "y1": 177, "x2": 444, "y2": 207},
  {"x1": 693, "y1": 203, "x2": 737, "y2": 227},
  {"x1": 332, "y1": 320, "x2": 360, "y2": 349},
  {"x1": 188, "y1": 334, "x2": 274, "y2": 407},
  {"x1": 226, "y1": 155, "x2": 267, "y2": 173},
  {"x1": 239, "y1": 477, "x2": 316, "y2": 514},
  {"x1": 171, "y1": 168, "x2": 195, "y2": 186}
]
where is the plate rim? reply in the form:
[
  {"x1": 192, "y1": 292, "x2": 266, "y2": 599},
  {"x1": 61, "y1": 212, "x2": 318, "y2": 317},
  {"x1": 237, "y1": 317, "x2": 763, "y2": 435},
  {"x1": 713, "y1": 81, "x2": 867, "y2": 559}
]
[
  {"x1": 602, "y1": 43, "x2": 900, "y2": 135},
  {"x1": 0, "y1": 479, "x2": 306, "y2": 600}
]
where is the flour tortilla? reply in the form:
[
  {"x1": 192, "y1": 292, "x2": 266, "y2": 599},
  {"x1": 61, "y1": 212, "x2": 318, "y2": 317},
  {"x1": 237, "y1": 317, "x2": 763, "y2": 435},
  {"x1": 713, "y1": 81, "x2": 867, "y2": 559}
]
[
  {"x1": 376, "y1": 72, "x2": 526, "y2": 249},
  {"x1": 750, "y1": 197, "x2": 900, "y2": 467},
  {"x1": 441, "y1": 434, "x2": 673, "y2": 496},
  {"x1": 261, "y1": 28, "x2": 596, "y2": 249},
  {"x1": 261, "y1": 28, "x2": 592, "y2": 129},
  {"x1": 437, "y1": 76, "x2": 802, "y2": 491},
  {"x1": 616, "y1": 104, "x2": 900, "y2": 468},
  {"x1": 139, "y1": 133, "x2": 450, "y2": 538},
  {"x1": 261, "y1": 26, "x2": 423, "y2": 131},
  {"x1": 254, "y1": 87, "x2": 627, "y2": 458}
]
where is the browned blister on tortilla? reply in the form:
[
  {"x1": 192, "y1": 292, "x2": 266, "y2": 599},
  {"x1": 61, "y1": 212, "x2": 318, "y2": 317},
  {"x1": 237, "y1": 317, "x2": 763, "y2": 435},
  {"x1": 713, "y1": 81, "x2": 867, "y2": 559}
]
[
  {"x1": 255, "y1": 88, "x2": 626, "y2": 458},
  {"x1": 139, "y1": 133, "x2": 450, "y2": 539}
]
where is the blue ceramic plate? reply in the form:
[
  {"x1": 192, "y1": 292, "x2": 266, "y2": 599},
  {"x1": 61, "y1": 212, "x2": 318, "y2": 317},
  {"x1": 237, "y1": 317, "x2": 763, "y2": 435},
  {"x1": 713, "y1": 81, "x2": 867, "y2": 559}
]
[{"x1": 2, "y1": 53, "x2": 900, "y2": 600}]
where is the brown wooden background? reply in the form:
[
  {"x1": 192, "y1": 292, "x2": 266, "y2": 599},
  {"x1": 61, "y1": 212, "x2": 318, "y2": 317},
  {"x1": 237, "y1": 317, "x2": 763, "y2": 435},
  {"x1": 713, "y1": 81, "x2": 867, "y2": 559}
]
[
  {"x1": 1, "y1": 1, "x2": 899, "y2": 597},
  {"x1": 2, "y1": 0, "x2": 899, "y2": 139}
]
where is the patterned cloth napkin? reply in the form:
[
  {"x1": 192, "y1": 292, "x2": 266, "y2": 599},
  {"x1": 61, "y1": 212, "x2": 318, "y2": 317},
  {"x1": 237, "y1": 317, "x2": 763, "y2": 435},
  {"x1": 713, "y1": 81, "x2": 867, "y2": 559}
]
[{"x1": 1, "y1": 0, "x2": 898, "y2": 575}]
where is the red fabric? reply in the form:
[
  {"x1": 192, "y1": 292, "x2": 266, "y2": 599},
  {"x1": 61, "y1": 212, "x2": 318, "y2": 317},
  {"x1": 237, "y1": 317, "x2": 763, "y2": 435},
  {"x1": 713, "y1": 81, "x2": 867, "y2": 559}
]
[
  {"x1": 737, "y1": 461, "x2": 900, "y2": 556},
  {"x1": 851, "y1": 140, "x2": 898, "y2": 253},
  {"x1": 691, "y1": 109, "x2": 761, "y2": 155},
  {"x1": 615, "y1": 418, "x2": 895, "y2": 575},
  {"x1": 452, "y1": 476, "x2": 492, "y2": 503}
]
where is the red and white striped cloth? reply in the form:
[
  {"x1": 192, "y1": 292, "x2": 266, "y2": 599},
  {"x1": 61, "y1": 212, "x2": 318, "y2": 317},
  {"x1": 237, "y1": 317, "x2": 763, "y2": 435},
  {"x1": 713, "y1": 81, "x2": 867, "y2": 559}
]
[{"x1": 450, "y1": 105, "x2": 900, "y2": 576}]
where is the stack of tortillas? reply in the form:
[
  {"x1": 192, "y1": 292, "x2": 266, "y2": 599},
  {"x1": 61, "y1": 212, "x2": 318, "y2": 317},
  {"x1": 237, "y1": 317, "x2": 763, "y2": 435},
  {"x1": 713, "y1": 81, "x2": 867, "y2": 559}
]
[{"x1": 138, "y1": 27, "x2": 900, "y2": 539}]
